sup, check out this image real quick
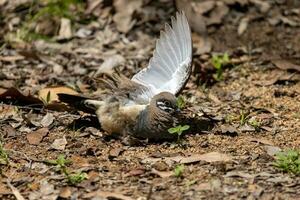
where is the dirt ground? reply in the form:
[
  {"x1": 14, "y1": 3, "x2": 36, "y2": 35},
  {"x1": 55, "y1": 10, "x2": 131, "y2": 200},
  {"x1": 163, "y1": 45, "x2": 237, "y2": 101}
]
[{"x1": 0, "y1": 0, "x2": 300, "y2": 199}]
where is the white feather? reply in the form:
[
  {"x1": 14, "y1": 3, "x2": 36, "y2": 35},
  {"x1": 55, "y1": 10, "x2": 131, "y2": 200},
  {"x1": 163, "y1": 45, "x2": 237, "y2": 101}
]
[{"x1": 131, "y1": 11, "x2": 192, "y2": 103}]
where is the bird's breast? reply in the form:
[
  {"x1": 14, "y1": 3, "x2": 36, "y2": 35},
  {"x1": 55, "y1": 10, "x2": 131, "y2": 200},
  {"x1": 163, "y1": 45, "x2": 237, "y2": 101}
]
[{"x1": 95, "y1": 103, "x2": 147, "y2": 135}]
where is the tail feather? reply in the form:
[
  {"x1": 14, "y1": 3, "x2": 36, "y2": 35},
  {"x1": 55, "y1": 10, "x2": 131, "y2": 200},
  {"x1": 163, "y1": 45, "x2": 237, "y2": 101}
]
[{"x1": 57, "y1": 93, "x2": 95, "y2": 113}]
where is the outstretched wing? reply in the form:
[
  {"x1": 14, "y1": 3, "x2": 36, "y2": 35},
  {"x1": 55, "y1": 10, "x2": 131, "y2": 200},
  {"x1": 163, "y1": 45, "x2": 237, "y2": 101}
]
[{"x1": 131, "y1": 11, "x2": 192, "y2": 103}]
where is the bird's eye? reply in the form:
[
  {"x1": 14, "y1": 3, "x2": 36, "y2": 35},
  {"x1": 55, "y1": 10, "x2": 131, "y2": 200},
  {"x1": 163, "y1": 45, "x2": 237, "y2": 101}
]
[{"x1": 164, "y1": 101, "x2": 171, "y2": 107}]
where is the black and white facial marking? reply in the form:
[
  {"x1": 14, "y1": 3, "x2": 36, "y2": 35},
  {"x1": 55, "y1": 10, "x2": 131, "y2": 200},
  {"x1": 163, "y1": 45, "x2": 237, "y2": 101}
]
[{"x1": 156, "y1": 99, "x2": 176, "y2": 113}]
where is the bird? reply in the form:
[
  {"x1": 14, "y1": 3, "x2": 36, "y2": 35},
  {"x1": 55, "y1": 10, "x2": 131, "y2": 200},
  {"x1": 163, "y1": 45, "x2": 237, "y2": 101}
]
[{"x1": 58, "y1": 11, "x2": 192, "y2": 143}]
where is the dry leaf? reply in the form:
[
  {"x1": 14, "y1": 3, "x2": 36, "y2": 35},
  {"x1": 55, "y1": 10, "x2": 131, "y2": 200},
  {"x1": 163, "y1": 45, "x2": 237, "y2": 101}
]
[
  {"x1": 51, "y1": 136, "x2": 67, "y2": 150},
  {"x1": 41, "y1": 113, "x2": 54, "y2": 127},
  {"x1": 0, "y1": 87, "x2": 43, "y2": 105},
  {"x1": 142, "y1": 152, "x2": 232, "y2": 165},
  {"x1": 272, "y1": 59, "x2": 300, "y2": 72},
  {"x1": 176, "y1": 0, "x2": 207, "y2": 35},
  {"x1": 238, "y1": 17, "x2": 250, "y2": 36},
  {"x1": 248, "y1": 137, "x2": 274, "y2": 146},
  {"x1": 264, "y1": 145, "x2": 281, "y2": 156},
  {"x1": 96, "y1": 54, "x2": 125, "y2": 75},
  {"x1": 225, "y1": 171, "x2": 255, "y2": 179},
  {"x1": 151, "y1": 169, "x2": 173, "y2": 178},
  {"x1": 27, "y1": 128, "x2": 49, "y2": 145},
  {"x1": 38, "y1": 86, "x2": 78, "y2": 104},
  {"x1": 250, "y1": 0, "x2": 271, "y2": 13},
  {"x1": 59, "y1": 187, "x2": 72, "y2": 199},
  {"x1": 83, "y1": 190, "x2": 134, "y2": 200},
  {"x1": 57, "y1": 18, "x2": 72, "y2": 40},
  {"x1": 178, "y1": 152, "x2": 232, "y2": 164},
  {"x1": 113, "y1": 0, "x2": 142, "y2": 33}
]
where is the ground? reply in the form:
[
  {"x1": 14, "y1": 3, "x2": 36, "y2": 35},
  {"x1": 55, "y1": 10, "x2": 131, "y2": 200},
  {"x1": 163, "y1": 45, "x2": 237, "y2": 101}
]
[{"x1": 0, "y1": 0, "x2": 300, "y2": 200}]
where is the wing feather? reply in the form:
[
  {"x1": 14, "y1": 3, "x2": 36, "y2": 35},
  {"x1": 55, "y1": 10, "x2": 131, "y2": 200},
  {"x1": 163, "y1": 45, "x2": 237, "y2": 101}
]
[{"x1": 131, "y1": 11, "x2": 192, "y2": 103}]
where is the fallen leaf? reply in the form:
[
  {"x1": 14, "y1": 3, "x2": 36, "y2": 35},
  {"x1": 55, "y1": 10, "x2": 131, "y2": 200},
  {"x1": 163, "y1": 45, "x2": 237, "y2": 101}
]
[
  {"x1": 59, "y1": 187, "x2": 72, "y2": 199},
  {"x1": 178, "y1": 152, "x2": 232, "y2": 164},
  {"x1": 40, "y1": 113, "x2": 54, "y2": 127},
  {"x1": 113, "y1": 0, "x2": 142, "y2": 33},
  {"x1": 0, "y1": 55, "x2": 24, "y2": 62},
  {"x1": 248, "y1": 137, "x2": 274, "y2": 146},
  {"x1": 225, "y1": 171, "x2": 255, "y2": 179},
  {"x1": 176, "y1": 0, "x2": 207, "y2": 35},
  {"x1": 143, "y1": 152, "x2": 232, "y2": 165},
  {"x1": 205, "y1": 2, "x2": 229, "y2": 26},
  {"x1": 51, "y1": 136, "x2": 67, "y2": 150},
  {"x1": 220, "y1": 125, "x2": 238, "y2": 135},
  {"x1": 124, "y1": 168, "x2": 145, "y2": 177},
  {"x1": 38, "y1": 86, "x2": 78, "y2": 104},
  {"x1": 238, "y1": 17, "x2": 250, "y2": 36},
  {"x1": 192, "y1": 33, "x2": 212, "y2": 54},
  {"x1": 28, "y1": 180, "x2": 59, "y2": 200},
  {"x1": 108, "y1": 147, "x2": 124, "y2": 159},
  {"x1": 96, "y1": 54, "x2": 125, "y2": 75},
  {"x1": 272, "y1": 59, "x2": 300, "y2": 72},
  {"x1": 57, "y1": 18, "x2": 72, "y2": 40},
  {"x1": 250, "y1": 0, "x2": 271, "y2": 13},
  {"x1": 26, "y1": 128, "x2": 49, "y2": 145},
  {"x1": 0, "y1": 87, "x2": 43, "y2": 106},
  {"x1": 191, "y1": 1, "x2": 215, "y2": 15},
  {"x1": 264, "y1": 145, "x2": 281, "y2": 156},
  {"x1": 151, "y1": 169, "x2": 173, "y2": 178},
  {"x1": 83, "y1": 190, "x2": 134, "y2": 200}
]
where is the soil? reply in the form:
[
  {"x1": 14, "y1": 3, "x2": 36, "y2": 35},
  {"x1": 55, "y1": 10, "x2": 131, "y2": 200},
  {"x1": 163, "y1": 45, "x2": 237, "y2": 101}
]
[{"x1": 0, "y1": 0, "x2": 300, "y2": 200}]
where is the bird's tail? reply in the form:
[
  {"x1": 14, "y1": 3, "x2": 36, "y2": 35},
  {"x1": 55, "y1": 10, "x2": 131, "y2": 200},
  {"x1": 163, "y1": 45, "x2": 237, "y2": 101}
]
[{"x1": 57, "y1": 93, "x2": 95, "y2": 113}]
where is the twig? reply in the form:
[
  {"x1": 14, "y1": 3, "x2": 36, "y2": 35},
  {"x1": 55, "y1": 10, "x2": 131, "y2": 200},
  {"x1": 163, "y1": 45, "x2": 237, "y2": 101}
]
[{"x1": 6, "y1": 179, "x2": 25, "y2": 200}]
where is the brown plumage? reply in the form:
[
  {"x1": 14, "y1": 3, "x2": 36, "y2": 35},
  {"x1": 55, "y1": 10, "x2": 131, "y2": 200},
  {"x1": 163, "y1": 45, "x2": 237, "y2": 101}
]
[
  {"x1": 58, "y1": 11, "x2": 192, "y2": 143},
  {"x1": 58, "y1": 76, "x2": 179, "y2": 141}
]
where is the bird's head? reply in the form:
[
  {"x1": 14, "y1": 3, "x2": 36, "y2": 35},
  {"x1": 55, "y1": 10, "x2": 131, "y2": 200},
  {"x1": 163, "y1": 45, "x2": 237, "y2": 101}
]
[{"x1": 150, "y1": 92, "x2": 179, "y2": 115}]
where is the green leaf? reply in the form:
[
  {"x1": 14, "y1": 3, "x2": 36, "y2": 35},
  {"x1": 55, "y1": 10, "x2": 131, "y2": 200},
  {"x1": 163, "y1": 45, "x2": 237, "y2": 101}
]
[
  {"x1": 68, "y1": 172, "x2": 88, "y2": 185},
  {"x1": 181, "y1": 125, "x2": 190, "y2": 131},
  {"x1": 174, "y1": 164, "x2": 185, "y2": 177},
  {"x1": 168, "y1": 127, "x2": 179, "y2": 134},
  {"x1": 176, "y1": 96, "x2": 186, "y2": 109}
]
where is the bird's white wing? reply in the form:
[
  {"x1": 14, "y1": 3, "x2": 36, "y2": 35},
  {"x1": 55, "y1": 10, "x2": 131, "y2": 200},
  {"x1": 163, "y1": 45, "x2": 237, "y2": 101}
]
[{"x1": 131, "y1": 11, "x2": 192, "y2": 103}]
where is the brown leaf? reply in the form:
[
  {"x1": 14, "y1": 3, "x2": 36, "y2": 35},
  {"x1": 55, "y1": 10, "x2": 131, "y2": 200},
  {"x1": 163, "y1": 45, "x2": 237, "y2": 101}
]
[
  {"x1": 225, "y1": 171, "x2": 255, "y2": 179},
  {"x1": 83, "y1": 190, "x2": 134, "y2": 200},
  {"x1": 143, "y1": 152, "x2": 232, "y2": 165},
  {"x1": 96, "y1": 54, "x2": 125, "y2": 75},
  {"x1": 248, "y1": 137, "x2": 274, "y2": 146},
  {"x1": 176, "y1": 0, "x2": 207, "y2": 35},
  {"x1": 0, "y1": 87, "x2": 43, "y2": 105},
  {"x1": 0, "y1": 55, "x2": 24, "y2": 62},
  {"x1": 108, "y1": 147, "x2": 124, "y2": 159},
  {"x1": 205, "y1": 2, "x2": 229, "y2": 26},
  {"x1": 272, "y1": 59, "x2": 300, "y2": 72},
  {"x1": 151, "y1": 169, "x2": 173, "y2": 178},
  {"x1": 38, "y1": 86, "x2": 78, "y2": 104},
  {"x1": 125, "y1": 168, "x2": 145, "y2": 177},
  {"x1": 178, "y1": 152, "x2": 232, "y2": 164},
  {"x1": 113, "y1": 0, "x2": 142, "y2": 33},
  {"x1": 193, "y1": 33, "x2": 212, "y2": 54},
  {"x1": 26, "y1": 128, "x2": 49, "y2": 145},
  {"x1": 59, "y1": 187, "x2": 72, "y2": 199}
]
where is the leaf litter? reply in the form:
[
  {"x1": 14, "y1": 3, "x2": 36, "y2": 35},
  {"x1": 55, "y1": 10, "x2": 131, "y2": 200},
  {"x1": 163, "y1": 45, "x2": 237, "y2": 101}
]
[{"x1": 0, "y1": 0, "x2": 300, "y2": 200}]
